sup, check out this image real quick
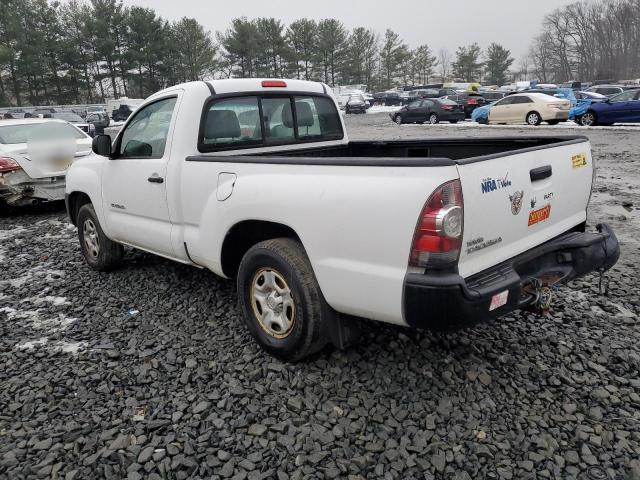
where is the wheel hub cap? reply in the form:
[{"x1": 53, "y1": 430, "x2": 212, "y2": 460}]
[
  {"x1": 83, "y1": 219, "x2": 100, "y2": 258},
  {"x1": 250, "y1": 268, "x2": 295, "y2": 339}
]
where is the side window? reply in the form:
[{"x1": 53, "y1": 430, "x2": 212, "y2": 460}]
[
  {"x1": 495, "y1": 97, "x2": 514, "y2": 106},
  {"x1": 515, "y1": 96, "x2": 532, "y2": 104},
  {"x1": 262, "y1": 97, "x2": 295, "y2": 143},
  {"x1": 294, "y1": 96, "x2": 342, "y2": 140},
  {"x1": 610, "y1": 90, "x2": 636, "y2": 102},
  {"x1": 408, "y1": 100, "x2": 422, "y2": 108},
  {"x1": 202, "y1": 96, "x2": 261, "y2": 148},
  {"x1": 119, "y1": 97, "x2": 176, "y2": 158}
]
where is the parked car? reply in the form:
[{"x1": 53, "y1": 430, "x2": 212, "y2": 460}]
[
  {"x1": 372, "y1": 91, "x2": 402, "y2": 106},
  {"x1": 0, "y1": 119, "x2": 92, "y2": 207},
  {"x1": 488, "y1": 93, "x2": 571, "y2": 125},
  {"x1": 44, "y1": 111, "x2": 95, "y2": 136},
  {"x1": 585, "y1": 85, "x2": 626, "y2": 97},
  {"x1": 575, "y1": 91, "x2": 608, "y2": 101},
  {"x1": 112, "y1": 104, "x2": 134, "y2": 122},
  {"x1": 391, "y1": 98, "x2": 465, "y2": 124},
  {"x1": 576, "y1": 88, "x2": 640, "y2": 126},
  {"x1": 442, "y1": 92, "x2": 488, "y2": 117},
  {"x1": 86, "y1": 112, "x2": 110, "y2": 134},
  {"x1": 65, "y1": 78, "x2": 618, "y2": 360},
  {"x1": 516, "y1": 88, "x2": 578, "y2": 106},
  {"x1": 480, "y1": 91, "x2": 507, "y2": 103},
  {"x1": 344, "y1": 94, "x2": 369, "y2": 114},
  {"x1": 471, "y1": 101, "x2": 498, "y2": 124}
]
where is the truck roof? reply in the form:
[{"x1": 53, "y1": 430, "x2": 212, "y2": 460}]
[{"x1": 207, "y1": 78, "x2": 328, "y2": 95}]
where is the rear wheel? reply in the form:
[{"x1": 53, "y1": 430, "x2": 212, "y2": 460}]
[
  {"x1": 579, "y1": 111, "x2": 597, "y2": 126},
  {"x1": 77, "y1": 204, "x2": 124, "y2": 271},
  {"x1": 237, "y1": 238, "x2": 329, "y2": 361},
  {"x1": 428, "y1": 113, "x2": 439, "y2": 124},
  {"x1": 526, "y1": 111, "x2": 542, "y2": 126},
  {"x1": 394, "y1": 114, "x2": 403, "y2": 125}
]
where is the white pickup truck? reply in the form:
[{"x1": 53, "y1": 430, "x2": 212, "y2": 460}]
[{"x1": 65, "y1": 79, "x2": 619, "y2": 360}]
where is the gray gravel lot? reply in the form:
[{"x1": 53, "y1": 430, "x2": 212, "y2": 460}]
[{"x1": 1, "y1": 115, "x2": 639, "y2": 479}]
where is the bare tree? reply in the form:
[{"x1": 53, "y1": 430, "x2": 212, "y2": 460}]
[{"x1": 438, "y1": 48, "x2": 451, "y2": 81}]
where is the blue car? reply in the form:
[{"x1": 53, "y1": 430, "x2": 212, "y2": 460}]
[
  {"x1": 576, "y1": 89, "x2": 640, "y2": 126},
  {"x1": 471, "y1": 101, "x2": 497, "y2": 124}
]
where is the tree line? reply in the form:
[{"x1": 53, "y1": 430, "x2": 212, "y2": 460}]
[
  {"x1": 0, "y1": 0, "x2": 516, "y2": 107},
  {"x1": 528, "y1": 0, "x2": 640, "y2": 83}
]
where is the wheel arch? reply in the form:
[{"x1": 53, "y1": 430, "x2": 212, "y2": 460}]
[
  {"x1": 220, "y1": 219, "x2": 304, "y2": 278},
  {"x1": 67, "y1": 191, "x2": 94, "y2": 226}
]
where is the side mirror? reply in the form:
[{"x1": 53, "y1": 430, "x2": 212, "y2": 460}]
[{"x1": 92, "y1": 134, "x2": 112, "y2": 157}]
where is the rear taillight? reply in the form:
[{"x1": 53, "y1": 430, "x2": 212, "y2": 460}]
[
  {"x1": 467, "y1": 99, "x2": 478, "y2": 105},
  {"x1": 442, "y1": 105, "x2": 453, "y2": 111},
  {"x1": 0, "y1": 156, "x2": 21, "y2": 174},
  {"x1": 410, "y1": 180, "x2": 463, "y2": 269}
]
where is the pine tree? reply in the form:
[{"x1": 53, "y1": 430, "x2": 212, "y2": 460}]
[{"x1": 484, "y1": 43, "x2": 514, "y2": 86}]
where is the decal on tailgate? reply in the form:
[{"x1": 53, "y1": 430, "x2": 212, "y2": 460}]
[
  {"x1": 528, "y1": 204, "x2": 551, "y2": 226},
  {"x1": 572, "y1": 153, "x2": 587, "y2": 169}
]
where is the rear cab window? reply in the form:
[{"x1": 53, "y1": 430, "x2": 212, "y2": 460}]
[{"x1": 199, "y1": 93, "x2": 343, "y2": 152}]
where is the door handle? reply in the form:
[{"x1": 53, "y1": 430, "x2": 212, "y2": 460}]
[
  {"x1": 530, "y1": 165, "x2": 552, "y2": 182},
  {"x1": 148, "y1": 176, "x2": 164, "y2": 184}
]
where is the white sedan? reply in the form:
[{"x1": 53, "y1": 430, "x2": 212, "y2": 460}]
[
  {"x1": 0, "y1": 119, "x2": 92, "y2": 207},
  {"x1": 488, "y1": 93, "x2": 571, "y2": 126}
]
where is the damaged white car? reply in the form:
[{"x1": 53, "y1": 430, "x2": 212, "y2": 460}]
[{"x1": 0, "y1": 119, "x2": 92, "y2": 207}]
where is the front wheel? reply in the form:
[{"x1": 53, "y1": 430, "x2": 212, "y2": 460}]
[
  {"x1": 237, "y1": 238, "x2": 329, "y2": 361},
  {"x1": 526, "y1": 111, "x2": 542, "y2": 126},
  {"x1": 579, "y1": 111, "x2": 597, "y2": 126},
  {"x1": 394, "y1": 114, "x2": 403, "y2": 125},
  {"x1": 76, "y1": 204, "x2": 124, "y2": 271},
  {"x1": 428, "y1": 113, "x2": 439, "y2": 124}
]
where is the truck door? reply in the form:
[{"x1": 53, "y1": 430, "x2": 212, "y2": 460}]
[{"x1": 101, "y1": 94, "x2": 180, "y2": 257}]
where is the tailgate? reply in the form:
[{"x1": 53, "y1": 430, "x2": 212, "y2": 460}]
[{"x1": 456, "y1": 140, "x2": 593, "y2": 278}]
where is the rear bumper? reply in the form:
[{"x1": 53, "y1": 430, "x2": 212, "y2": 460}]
[
  {"x1": 403, "y1": 223, "x2": 620, "y2": 331},
  {"x1": 441, "y1": 111, "x2": 466, "y2": 121},
  {"x1": 0, "y1": 171, "x2": 66, "y2": 205}
]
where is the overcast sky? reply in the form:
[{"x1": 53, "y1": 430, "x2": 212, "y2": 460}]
[{"x1": 121, "y1": 0, "x2": 577, "y2": 60}]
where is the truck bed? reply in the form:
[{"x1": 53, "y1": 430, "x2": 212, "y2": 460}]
[{"x1": 188, "y1": 136, "x2": 588, "y2": 166}]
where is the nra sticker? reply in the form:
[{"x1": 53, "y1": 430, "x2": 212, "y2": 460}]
[
  {"x1": 489, "y1": 290, "x2": 509, "y2": 311},
  {"x1": 528, "y1": 204, "x2": 552, "y2": 226},
  {"x1": 572, "y1": 153, "x2": 587, "y2": 169}
]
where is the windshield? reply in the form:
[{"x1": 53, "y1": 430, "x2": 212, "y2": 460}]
[
  {"x1": 54, "y1": 112, "x2": 84, "y2": 123},
  {"x1": 0, "y1": 122, "x2": 86, "y2": 144}
]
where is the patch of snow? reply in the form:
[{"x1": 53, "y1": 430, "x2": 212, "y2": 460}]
[
  {"x1": 367, "y1": 105, "x2": 401, "y2": 114},
  {"x1": 15, "y1": 337, "x2": 49, "y2": 350}
]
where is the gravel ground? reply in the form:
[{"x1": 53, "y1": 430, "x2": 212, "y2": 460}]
[{"x1": 1, "y1": 116, "x2": 639, "y2": 480}]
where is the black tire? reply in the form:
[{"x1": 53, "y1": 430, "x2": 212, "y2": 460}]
[
  {"x1": 76, "y1": 204, "x2": 124, "y2": 271},
  {"x1": 428, "y1": 113, "x2": 439, "y2": 124},
  {"x1": 579, "y1": 111, "x2": 597, "y2": 127},
  {"x1": 394, "y1": 114, "x2": 403, "y2": 125},
  {"x1": 526, "y1": 111, "x2": 542, "y2": 126},
  {"x1": 237, "y1": 238, "x2": 329, "y2": 361}
]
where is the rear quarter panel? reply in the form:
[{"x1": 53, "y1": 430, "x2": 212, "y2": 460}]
[{"x1": 180, "y1": 161, "x2": 459, "y2": 325}]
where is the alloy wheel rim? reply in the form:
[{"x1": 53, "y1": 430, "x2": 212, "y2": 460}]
[
  {"x1": 395, "y1": 115, "x2": 402, "y2": 124},
  {"x1": 528, "y1": 113, "x2": 539, "y2": 125},
  {"x1": 429, "y1": 114, "x2": 438, "y2": 124},
  {"x1": 582, "y1": 113, "x2": 594, "y2": 126},
  {"x1": 250, "y1": 268, "x2": 296, "y2": 339},
  {"x1": 83, "y1": 219, "x2": 100, "y2": 258}
]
